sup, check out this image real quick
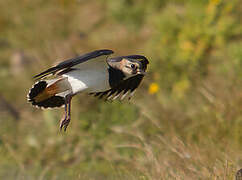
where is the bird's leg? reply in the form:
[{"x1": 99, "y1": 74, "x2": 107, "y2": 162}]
[{"x1": 60, "y1": 95, "x2": 72, "y2": 132}]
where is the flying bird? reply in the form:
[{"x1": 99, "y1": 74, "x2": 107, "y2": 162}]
[{"x1": 27, "y1": 49, "x2": 149, "y2": 131}]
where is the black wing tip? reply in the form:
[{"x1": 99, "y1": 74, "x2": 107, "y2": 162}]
[{"x1": 94, "y1": 49, "x2": 114, "y2": 55}]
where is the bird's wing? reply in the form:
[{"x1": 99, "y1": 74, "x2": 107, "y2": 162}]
[
  {"x1": 90, "y1": 74, "x2": 145, "y2": 101},
  {"x1": 34, "y1": 49, "x2": 114, "y2": 80}
]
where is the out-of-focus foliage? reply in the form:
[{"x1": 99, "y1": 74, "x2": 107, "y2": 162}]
[{"x1": 0, "y1": 0, "x2": 241, "y2": 179}]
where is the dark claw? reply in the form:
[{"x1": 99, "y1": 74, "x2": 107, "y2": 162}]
[{"x1": 60, "y1": 117, "x2": 70, "y2": 132}]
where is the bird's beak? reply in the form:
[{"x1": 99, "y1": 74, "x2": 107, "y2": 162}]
[{"x1": 137, "y1": 70, "x2": 146, "y2": 75}]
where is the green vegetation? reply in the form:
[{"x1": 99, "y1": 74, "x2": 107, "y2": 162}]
[{"x1": 0, "y1": 0, "x2": 241, "y2": 179}]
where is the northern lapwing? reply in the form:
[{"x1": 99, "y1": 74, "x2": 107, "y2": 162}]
[{"x1": 27, "y1": 49, "x2": 149, "y2": 131}]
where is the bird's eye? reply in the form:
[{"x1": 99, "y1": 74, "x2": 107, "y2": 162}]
[{"x1": 131, "y1": 64, "x2": 136, "y2": 69}]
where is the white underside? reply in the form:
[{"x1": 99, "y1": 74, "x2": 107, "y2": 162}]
[{"x1": 62, "y1": 68, "x2": 110, "y2": 95}]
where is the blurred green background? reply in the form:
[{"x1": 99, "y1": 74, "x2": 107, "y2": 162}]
[{"x1": 0, "y1": 0, "x2": 241, "y2": 179}]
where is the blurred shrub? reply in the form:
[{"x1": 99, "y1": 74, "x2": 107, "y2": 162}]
[{"x1": 149, "y1": 0, "x2": 240, "y2": 98}]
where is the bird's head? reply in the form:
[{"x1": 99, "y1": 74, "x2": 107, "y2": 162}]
[{"x1": 107, "y1": 55, "x2": 149, "y2": 78}]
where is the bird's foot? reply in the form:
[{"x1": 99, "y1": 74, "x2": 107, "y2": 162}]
[{"x1": 60, "y1": 116, "x2": 70, "y2": 132}]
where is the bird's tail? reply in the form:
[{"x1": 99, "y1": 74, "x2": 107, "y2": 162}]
[{"x1": 27, "y1": 78, "x2": 70, "y2": 108}]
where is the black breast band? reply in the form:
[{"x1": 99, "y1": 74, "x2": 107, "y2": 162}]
[{"x1": 108, "y1": 66, "x2": 125, "y2": 88}]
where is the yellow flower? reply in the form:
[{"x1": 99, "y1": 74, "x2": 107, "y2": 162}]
[{"x1": 149, "y1": 83, "x2": 159, "y2": 95}]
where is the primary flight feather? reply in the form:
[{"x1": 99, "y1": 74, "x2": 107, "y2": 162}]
[{"x1": 27, "y1": 49, "x2": 149, "y2": 131}]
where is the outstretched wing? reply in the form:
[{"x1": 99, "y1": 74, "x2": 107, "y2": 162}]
[
  {"x1": 91, "y1": 74, "x2": 145, "y2": 101},
  {"x1": 34, "y1": 49, "x2": 114, "y2": 80}
]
